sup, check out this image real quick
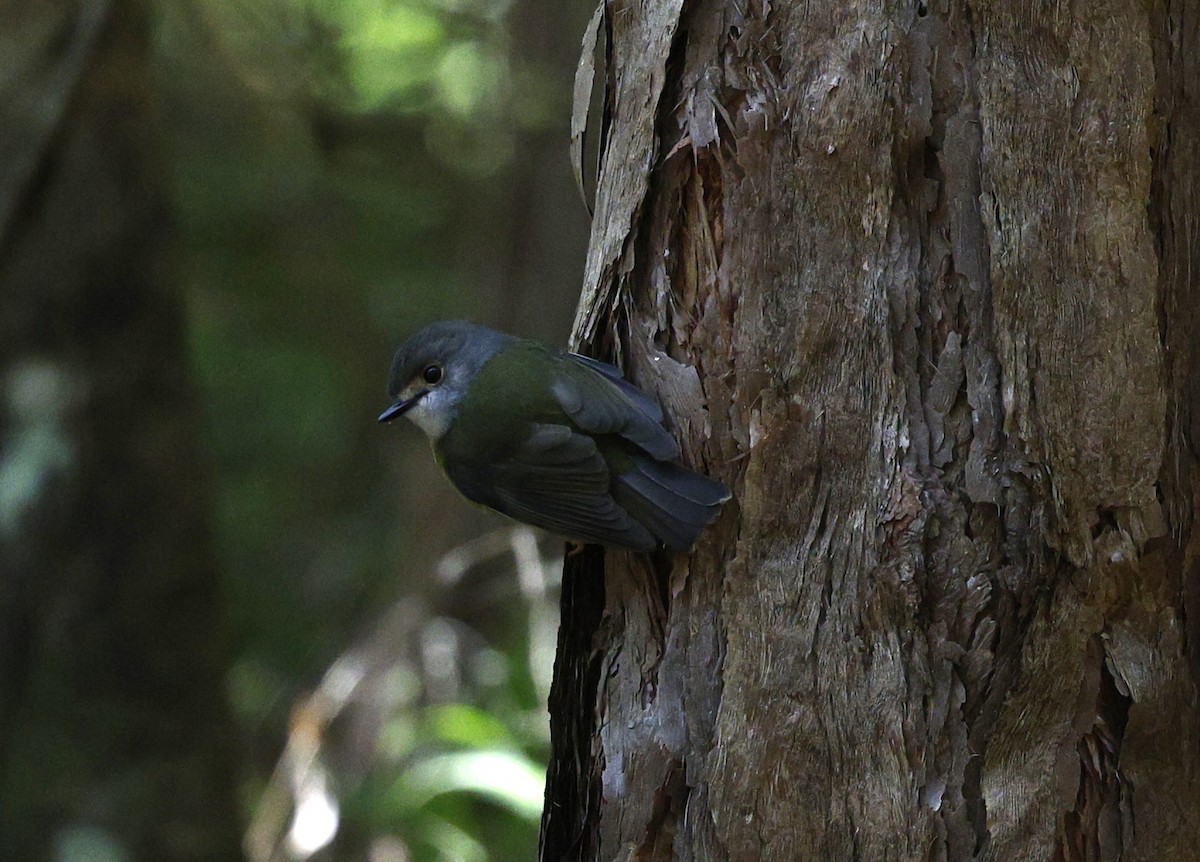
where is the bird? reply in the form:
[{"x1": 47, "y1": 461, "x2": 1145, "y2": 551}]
[{"x1": 378, "y1": 320, "x2": 730, "y2": 552}]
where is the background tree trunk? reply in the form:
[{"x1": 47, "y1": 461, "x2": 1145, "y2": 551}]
[
  {"x1": 542, "y1": 1, "x2": 1200, "y2": 860},
  {"x1": 0, "y1": 2, "x2": 243, "y2": 859}
]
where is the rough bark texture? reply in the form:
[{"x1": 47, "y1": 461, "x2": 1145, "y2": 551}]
[
  {"x1": 542, "y1": 1, "x2": 1200, "y2": 860},
  {"x1": 0, "y1": 2, "x2": 243, "y2": 859}
]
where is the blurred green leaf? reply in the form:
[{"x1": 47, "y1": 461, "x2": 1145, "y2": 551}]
[
  {"x1": 437, "y1": 42, "x2": 499, "y2": 117},
  {"x1": 426, "y1": 704, "x2": 513, "y2": 748},
  {"x1": 416, "y1": 816, "x2": 488, "y2": 862},
  {"x1": 340, "y1": 3, "x2": 447, "y2": 109},
  {"x1": 390, "y1": 750, "x2": 545, "y2": 819}
]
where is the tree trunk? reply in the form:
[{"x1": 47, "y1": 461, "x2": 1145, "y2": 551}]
[
  {"x1": 0, "y1": 2, "x2": 243, "y2": 859},
  {"x1": 541, "y1": 1, "x2": 1200, "y2": 860}
]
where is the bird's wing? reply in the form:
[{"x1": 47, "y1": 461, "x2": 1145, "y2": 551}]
[
  {"x1": 554, "y1": 353, "x2": 679, "y2": 460},
  {"x1": 482, "y1": 423, "x2": 657, "y2": 551}
]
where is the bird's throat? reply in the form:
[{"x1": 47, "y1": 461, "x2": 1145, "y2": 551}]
[{"x1": 406, "y1": 390, "x2": 454, "y2": 439}]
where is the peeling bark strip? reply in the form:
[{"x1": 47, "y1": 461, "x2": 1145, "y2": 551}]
[
  {"x1": 543, "y1": 0, "x2": 1200, "y2": 861},
  {"x1": 569, "y1": 0, "x2": 686, "y2": 357}
]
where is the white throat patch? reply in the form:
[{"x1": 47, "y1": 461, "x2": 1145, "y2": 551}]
[{"x1": 405, "y1": 387, "x2": 455, "y2": 439}]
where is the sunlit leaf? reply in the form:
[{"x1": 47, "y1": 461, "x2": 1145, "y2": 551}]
[
  {"x1": 390, "y1": 750, "x2": 545, "y2": 819},
  {"x1": 337, "y1": 3, "x2": 447, "y2": 108},
  {"x1": 436, "y1": 42, "x2": 495, "y2": 117},
  {"x1": 426, "y1": 704, "x2": 512, "y2": 748}
]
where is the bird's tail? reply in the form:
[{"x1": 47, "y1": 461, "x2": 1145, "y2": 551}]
[{"x1": 613, "y1": 453, "x2": 731, "y2": 552}]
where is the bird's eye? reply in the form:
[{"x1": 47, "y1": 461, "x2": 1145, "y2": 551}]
[{"x1": 422, "y1": 364, "x2": 443, "y2": 385}]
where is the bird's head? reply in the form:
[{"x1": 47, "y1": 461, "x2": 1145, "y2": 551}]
[{"x1": 378, "y1": 320, "x2": 514, "y2": 439}]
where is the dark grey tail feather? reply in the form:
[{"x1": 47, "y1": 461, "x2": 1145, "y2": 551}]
[
  {"x1": 614, "y1": 454, "x2": 729, "y2": 551},
  {"x1": 618, "y1": 466, "x2": 723, "y2": 528},
  {"x1": 629, "y1": 453, "x2": 731, "y2": 506}
]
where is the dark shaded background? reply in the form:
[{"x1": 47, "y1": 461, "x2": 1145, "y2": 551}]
[{"x1": 0, "y1": 0, "x2": 591, "y2": 859}]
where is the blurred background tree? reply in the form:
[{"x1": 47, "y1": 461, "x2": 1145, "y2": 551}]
[
  {"x1": 0, "y1": 2, "x2": 243, "y2": 859},
  {"x1": 1, "y1": 0, "x2": 592, "y2": 859}
]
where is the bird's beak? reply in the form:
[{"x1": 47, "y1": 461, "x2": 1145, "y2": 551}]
[{"x1": 378, "y1": 394, "x2": 420, "y2": 423}]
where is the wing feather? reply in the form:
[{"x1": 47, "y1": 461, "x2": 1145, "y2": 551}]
[
  {"x1": 484, "y1": 422, "x2": 656, "y2": 551},
  {"x1": 554, "y1": 355, "x2": 678, "y2": 460}
]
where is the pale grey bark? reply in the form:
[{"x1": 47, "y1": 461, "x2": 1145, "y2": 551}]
[{"x1": 543, "y1": 1, "x2": 1200, "y2": 860}]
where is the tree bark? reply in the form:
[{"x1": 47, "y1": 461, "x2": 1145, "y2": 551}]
[
  {"x1": 0, "y1": 2, "x2": 243, "y2": 859},
  {"x1": 541, "y1": 1, "x2": 1200, "y2": 860}
]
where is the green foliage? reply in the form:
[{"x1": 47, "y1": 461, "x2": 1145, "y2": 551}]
[
  {"x1": 346, "y1": 692, "x2": 552, "y2": 861},
  {"x1": 320, "y1": 583, "x2": 557, "y2": 862},
  {"x1": 158, "y1": 0, "x2": 588, "y2": 857}
]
